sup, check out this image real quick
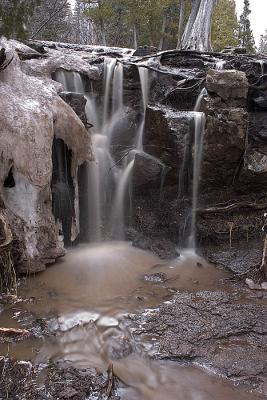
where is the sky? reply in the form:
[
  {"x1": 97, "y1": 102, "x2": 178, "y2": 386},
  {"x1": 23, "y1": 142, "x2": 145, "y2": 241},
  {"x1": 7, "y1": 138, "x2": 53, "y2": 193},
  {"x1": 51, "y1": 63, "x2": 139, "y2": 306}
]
[
  {"x1": 69, "y1": 0, "x2": 267, "y2": 46},
  {"x1": 235, "y1": 0, "x2": 267, "y2": 45}
]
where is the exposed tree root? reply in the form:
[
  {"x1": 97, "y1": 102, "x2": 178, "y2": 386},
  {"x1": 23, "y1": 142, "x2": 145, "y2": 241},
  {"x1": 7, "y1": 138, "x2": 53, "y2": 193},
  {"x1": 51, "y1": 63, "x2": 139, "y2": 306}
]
[
  {"x1": 197, "y1": 201, "x2": 267, "y2": 214},
  {"x1": 0, "y1": 213, "x2": 16, "y2": 293}
]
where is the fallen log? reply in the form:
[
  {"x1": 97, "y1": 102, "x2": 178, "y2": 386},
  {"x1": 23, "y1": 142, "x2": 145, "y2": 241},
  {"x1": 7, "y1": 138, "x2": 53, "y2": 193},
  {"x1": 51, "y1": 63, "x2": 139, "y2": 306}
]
[
  {"x1": 0, "y1": 47, "x2": 14, "y2": 71},
  {"x1": 117, "y1": 59, "x2": 200, "y2": 80},
  {"x1": 197, "y1": 201, "x2": 267, "y2": 214},
  {"x1": 0, "y1": 327, "x2": 32, "y2": 343},
  {"x1": 0, "y1": 214, "x2": 13, "y2": 251},
  {"x1": 0, "y1": 213, "x2": 16, "y2": 292}
]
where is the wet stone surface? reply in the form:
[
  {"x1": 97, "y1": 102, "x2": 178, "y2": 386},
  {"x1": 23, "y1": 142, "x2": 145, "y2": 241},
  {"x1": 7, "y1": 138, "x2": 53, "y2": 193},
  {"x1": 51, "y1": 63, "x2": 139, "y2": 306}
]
[
  {"x1": 0, "y1": 359, "x2": 121, "y2": 400},
  {"x1": 127, "y1": 289, "x2": 267, "y2": 395}
]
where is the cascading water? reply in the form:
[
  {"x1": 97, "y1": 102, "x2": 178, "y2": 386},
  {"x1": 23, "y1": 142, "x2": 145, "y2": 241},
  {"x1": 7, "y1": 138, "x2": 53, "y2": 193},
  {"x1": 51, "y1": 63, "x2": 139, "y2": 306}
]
[
  {"x1": 110, "y1": 64, "x2": 150, "y2": 238},
  {"x1": 215, "y1": 60, "x2": 225, "y2": 70},
  {"x1": 54, "y1": 59, "x2": 150, "y2": 242},
  {"x1": 136, "y1": 66, "x2": 149, "y2": 151},
  {"x1": 188, "y1": 112, "x2": 205, "y2": 249},
  {"x1": 54, "y1": 61, "x2": 205, "y2": 250}
]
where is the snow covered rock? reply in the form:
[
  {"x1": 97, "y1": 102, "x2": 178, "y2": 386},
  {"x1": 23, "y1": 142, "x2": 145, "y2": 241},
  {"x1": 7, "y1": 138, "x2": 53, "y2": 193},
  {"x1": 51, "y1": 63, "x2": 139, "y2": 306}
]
[{"x1": 0, "y1": 39, "x2": 93, "y2": 273}]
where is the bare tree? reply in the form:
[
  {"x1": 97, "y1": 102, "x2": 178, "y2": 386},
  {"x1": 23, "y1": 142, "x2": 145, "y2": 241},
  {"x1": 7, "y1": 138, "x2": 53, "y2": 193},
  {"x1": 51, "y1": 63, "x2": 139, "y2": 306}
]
[
  {"x1": 28, "y1": 0, "x2": 72, "y2": 42},
  {"x1": 176, "y1": 0, "x2": 185, "y2": 49},
  {"x1": 181, "y1": 0, "x2": 217, "y2": 51}
]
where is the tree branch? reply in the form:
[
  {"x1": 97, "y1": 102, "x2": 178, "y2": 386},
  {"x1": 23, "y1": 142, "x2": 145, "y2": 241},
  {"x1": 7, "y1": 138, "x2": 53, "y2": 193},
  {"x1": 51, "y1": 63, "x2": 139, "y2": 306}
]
[
  {"x1": 30, "y1": 0, "x2": 69, "y2": 40},
  {"x1": 197, "y1": 201, "x2": 267, "y2": 214}
]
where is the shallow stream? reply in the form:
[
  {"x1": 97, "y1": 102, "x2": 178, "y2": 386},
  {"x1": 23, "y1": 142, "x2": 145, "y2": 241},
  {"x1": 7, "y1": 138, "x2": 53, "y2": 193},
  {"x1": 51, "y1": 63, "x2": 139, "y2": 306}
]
[{"x1": 0, "y1": 242, "x2": 261, "y2": 399}]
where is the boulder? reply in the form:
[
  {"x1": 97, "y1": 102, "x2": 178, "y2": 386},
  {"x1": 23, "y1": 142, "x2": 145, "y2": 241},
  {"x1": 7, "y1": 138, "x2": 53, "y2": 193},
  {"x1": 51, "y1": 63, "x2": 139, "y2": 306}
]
[
  {"x1": 253, "y1": 95, "x2": 267, "y2": 110},
  {"x1": 206, "y1": 69, "x2": 248, "y2": 101},
  {"x1": 0, "y1": 39, "x2": 93, "y2": 273},
  {"x1": 144, "y1": 105, "x2": 195, "y2": 186},
  {"x1": 132, "y1": 151, "x2": 165, "y2": 187},
  {"x1": 245, "y1": 150, "x2": 267, "y2": 174},
  {"x1": 202, "y1": 100, "x2": 248, "y2": 186},
  {"x1": 59, "y1": 92, "x2": 88, "y2": 126}
]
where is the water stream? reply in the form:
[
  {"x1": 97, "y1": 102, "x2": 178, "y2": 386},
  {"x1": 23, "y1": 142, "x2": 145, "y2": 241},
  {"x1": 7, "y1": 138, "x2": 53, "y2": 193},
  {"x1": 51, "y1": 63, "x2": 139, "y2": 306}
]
[
  {"x1": 0, "y1": 243, "x2": 258, "y2": 400},
  {"x1": 55, "y1": 60, "x2": 150, "y2": 242},
  {"x1": 0, "y1": 59, "x2": 261, "y2": 399}
]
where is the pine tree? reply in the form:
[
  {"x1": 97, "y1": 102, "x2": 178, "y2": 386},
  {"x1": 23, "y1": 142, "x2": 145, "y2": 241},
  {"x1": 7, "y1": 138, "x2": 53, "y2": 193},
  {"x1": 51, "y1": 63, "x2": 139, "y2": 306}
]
[
  {"x1": 181, "y1": 0, "x2": 217, "y2": 51},
  {"x1": 211, "y1": 0, "x2": 239, "y2": 51},
  {"x1": 28, "y1": 0, "x2": 73, "y2": 42},
  {"x1": 238, "y1": 0, "x2": 255, "y2": 53},
  {"x1": 82, "y1": 0, "x2": 116, "y2": 46},
  {"x1": 0, "y1": 0, "x2": 39, "y2": 39},
  {"x1": 259, "y1": 30, "x2": 267, "y2": 54},
  {"x1": 72, "y1": 0, "x2": 96, "y2": 44}
]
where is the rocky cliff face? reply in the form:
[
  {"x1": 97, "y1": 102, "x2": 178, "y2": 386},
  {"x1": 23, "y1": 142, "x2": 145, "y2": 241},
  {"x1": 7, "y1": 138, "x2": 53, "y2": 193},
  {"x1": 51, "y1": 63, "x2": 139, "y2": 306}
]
[
  {"x1": 0, "y1": 39, "x2": 94, "y2": 273},
  {"x1": 1, "y1": 39, "x2": 266, "y2": 273},
  {"x1": 128, "y1": 51, "x2": 267, "y2": 268}
]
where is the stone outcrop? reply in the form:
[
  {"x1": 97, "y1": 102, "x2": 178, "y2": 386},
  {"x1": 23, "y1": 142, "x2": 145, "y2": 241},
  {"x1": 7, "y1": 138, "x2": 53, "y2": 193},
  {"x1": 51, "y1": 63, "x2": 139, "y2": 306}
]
[
  {"x1": 0, "y1": 39, "x2": 93, "y2": 273},
  {"x1": 206, "y1": 69, "x2": 248, "y2": 101},
  {"x1": 143, "y1": 106, "x2": 195, "y2": 186},
  {"x1": 132, "y1": 152, "x2": 165, "y2": 188}
]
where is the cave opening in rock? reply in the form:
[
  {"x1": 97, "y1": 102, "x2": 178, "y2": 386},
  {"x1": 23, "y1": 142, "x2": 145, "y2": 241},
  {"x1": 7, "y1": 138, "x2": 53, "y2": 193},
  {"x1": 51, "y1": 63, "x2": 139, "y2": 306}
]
[
  {"x1": 51, "y1": 137, "x2": 75, "y2": 246},
  {"x1": 3, "y1": 167, "x2": 15, "y2": 188}
]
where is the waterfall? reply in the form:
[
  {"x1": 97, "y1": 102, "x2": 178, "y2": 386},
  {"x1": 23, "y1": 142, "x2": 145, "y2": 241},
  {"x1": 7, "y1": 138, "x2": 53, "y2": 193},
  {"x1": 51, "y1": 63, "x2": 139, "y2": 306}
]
[
  {"x1": 55, "y1": 70, "x2": 84, "y2": 93},
  {"x1": 103, "y1": 58, "x2": 117, "y2": 127},
  {"x1": 110, "y1": 159, "x2": 135, "y2": 238},
  {"x1": 187, "y1": 112, "x2": 205, "y2": 249},
  {"x1": 110, "y1": 64, "x2": 149, "y2": 239},
  {"x1": 136, "y1": 66, "x2": 149, "y2": 151},
  {"x1": 215, "y1": 60, "x2": 225, "y2": 70},
  {"x1": 186, "y1": 87, "x2": 206, "y2": 249},
  {"x1": 54, "y1": 58, "x2": 150, "y2": 242}
]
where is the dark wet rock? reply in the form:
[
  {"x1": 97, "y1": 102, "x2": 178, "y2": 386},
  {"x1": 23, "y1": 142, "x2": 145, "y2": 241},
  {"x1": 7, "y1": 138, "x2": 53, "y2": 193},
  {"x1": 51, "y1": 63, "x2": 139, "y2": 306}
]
[
  {"x1": 253, "y1": 95, "x2": 267, "y2": 110},
  {"x1": 25, "y1": 40, "x2": 47, "y2": 54},
  {"x1": 206, "y1": 69, "x2": 248, "y2": 101},
  {"x1": 143, "y1": 106, "x2": 194, "y2": 186},
  {"x1": 132, "y1": 152, "x2": 165, "y2": 188},
  {"x1": 59, "y1": 92, "x2": 88, "y2": 127},
  {"x1": 128, "y1": 290, "x2": 267, "y2": 394},
  {"x1": 202, "y1": 101, "x2": 247, "y2": 186},
  {"x1": 128, "y1": 227, "x2": 178, "y2": 259},
  {"x1": 248, "y1": 112, "x2": 267, "y2": 142},
  {"x1": 109, "y1": 109, "x2": 138, "y2": 154},
  {"x1": 133, "y1": 46, "x2": 157, "y2": 56},
  {"x1": 245, "y1": 149, "x2": 267, "y2": 174},
  {"x1": 221, "y1": 46, "x2": 247, "y2": 54},
  {"x1": 0, "y1": 359, "x2": 121, "y2": 400},
  {"x1": 203, "y1": 244, "x2": 262, "y2": 274},
  {"x1": 239, "y1": 149, "x2": 267, "y2": 189},
  {"x1": 161, "y1": 54, "x2": 205, "y2": 70},
  {"x1": 143, "y1": 272, "x2": 168, "y2": 283}
]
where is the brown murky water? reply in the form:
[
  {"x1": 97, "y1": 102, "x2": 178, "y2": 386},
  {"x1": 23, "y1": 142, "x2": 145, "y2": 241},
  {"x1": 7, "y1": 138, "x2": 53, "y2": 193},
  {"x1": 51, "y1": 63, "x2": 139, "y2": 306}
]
[{"x1": 0, "y1": 242, "x2": 260, "y2": 399}]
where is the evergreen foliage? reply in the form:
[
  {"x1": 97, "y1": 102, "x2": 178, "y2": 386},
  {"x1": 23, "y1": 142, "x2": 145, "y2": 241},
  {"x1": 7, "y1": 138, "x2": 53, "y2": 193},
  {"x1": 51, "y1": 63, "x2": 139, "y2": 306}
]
[
  {"x1": 259, "y1": 30, "x2": 267, "y2": 54},
  {"x1": 212, "y1": 0, "x2": 239, "y2": 51},
  {"x1": 29, "y1": 0, "x2": 72, "y2": 42},
  {"x1": 0, "y1": 0, "x2": 258, "y2": 54},
  {"x1": 238, "y1": 0, "x2": 255, "y2": 53},
  {"x1": 0, "y1": 0, "x2": 39, "y2": 39}
]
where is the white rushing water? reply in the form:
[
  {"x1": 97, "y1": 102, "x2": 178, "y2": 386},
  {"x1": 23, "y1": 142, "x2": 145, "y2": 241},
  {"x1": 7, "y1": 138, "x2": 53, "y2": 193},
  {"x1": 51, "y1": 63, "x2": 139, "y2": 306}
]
[
  {"x1": 183, "y1": 88, "x2": 206, "y2": 250},
  {"x1": 54, "y1": 60, "x2": 149, "y2": 241},
  {"x1": 188, "y1": 112, "x2": 206, "y2": 249},
  {"x1": 54, "y1": 62, "x2": 206, "y2": 249}
]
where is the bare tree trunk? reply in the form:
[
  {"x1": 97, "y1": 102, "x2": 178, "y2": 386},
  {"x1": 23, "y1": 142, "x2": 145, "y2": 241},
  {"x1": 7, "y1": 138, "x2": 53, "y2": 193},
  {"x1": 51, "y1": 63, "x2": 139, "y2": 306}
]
[
  {"x1": 100, "y1": 21, "x2": 107, "y2": 46},
  {"x1": 181, "y1": 0, "x2": 216, "y2": 51},
  {"x1": 30, "y1": 0, "x2": 69, "y2": 40},
  {"x1": 158, "y1": 14, "x2": 167, "y2": 51},
  {"x1": 182, "y1": 0, "x2": 201, "y2": 46},
  {"x1": 133, "y1": 24, "x2": 138, "y2": 49},
  {"x1": 260, "y1": 235, "x2": 267, "y2": 276},
  {"x1": 176, "y1": 0, "x2": 185, "y2": 49}
]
